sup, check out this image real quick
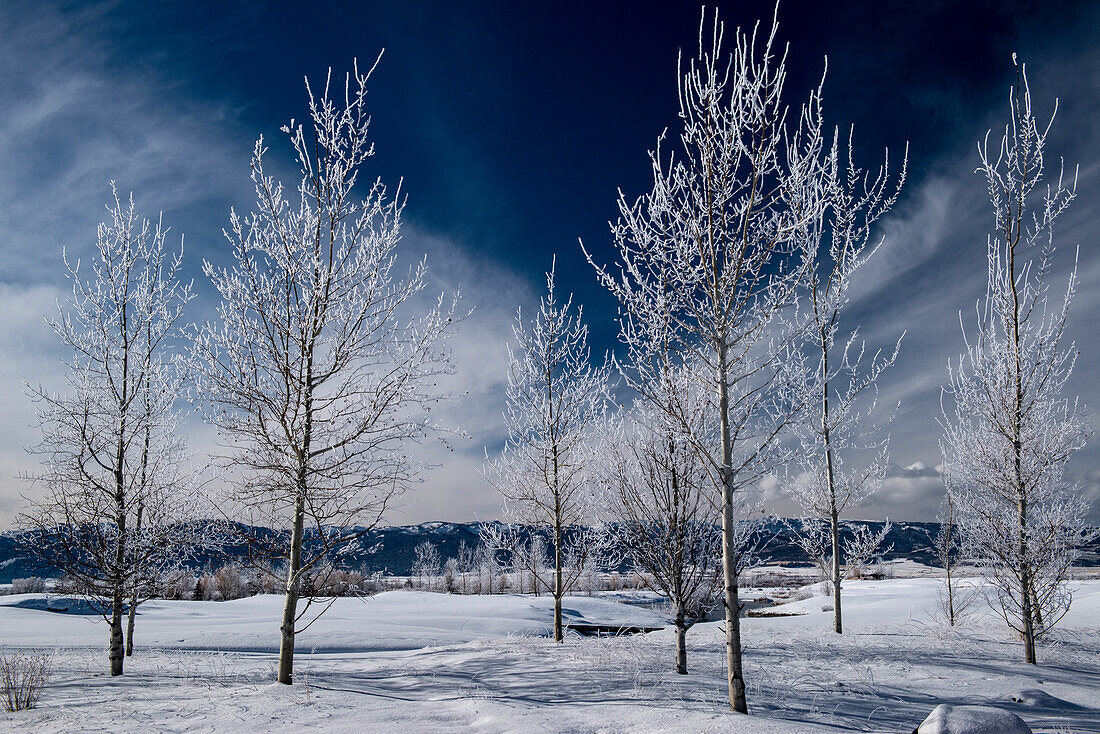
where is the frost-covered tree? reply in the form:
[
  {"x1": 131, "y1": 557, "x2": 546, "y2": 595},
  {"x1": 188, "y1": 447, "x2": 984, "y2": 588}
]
[
  {"x1": 786, "y1": 129, "x2": 905, "y2": 634},
  {"x1": 456, "y1": 541, "x2": 475, "y2": 594},
  {"x1": 584, "y1": 9, "x2": 826, "y2": 711},
  {"x1": 190, "y1": 58, "x2": 458, "y2": 685},
  {"x1": 412, "y1": 540, "x2": 441, "y2": 591},
  {"x1": 931, "y1": 491, "x2": 977, "y2": 627},
  {"x1": 841, "y1": 521, "x2": 892, "y2": 579},
  {"x1": 481, "y1": 263, "x2": 612, "y2": 642},
  {"x1": 789, "y1": 518, "x2": 891, "y2": 585},
  {"x1": 21, "y1": 187, "x2": 194, "y2": 676},
  {"x1": 599, "y1": 379, "x2": 724, "y2": 675},
  {"x1": 443, "y1": 556, "x2": 459, "y2": 593},
  {"x1": 939, "y1": 60, "x2": 1093, "y2": 664},
  {"x1": 476, "y1": 524, "x2": 507, "y2": 594}
]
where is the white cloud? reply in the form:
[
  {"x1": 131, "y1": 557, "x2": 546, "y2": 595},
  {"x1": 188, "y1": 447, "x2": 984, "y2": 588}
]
[
  {"x1": 0, "y1": 284, "x2": 66, "y2": 527},
  {"x1": 383, "y1": 224, "x2": 538, "y2": 524},
  {"x1": 2, "y1": 2, "x2": 1098, "y2": 530}
]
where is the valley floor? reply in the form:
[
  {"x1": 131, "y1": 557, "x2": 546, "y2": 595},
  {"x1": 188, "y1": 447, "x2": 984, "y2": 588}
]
[{"x1": 1, "y1": 577, "x2": 1098, "y2": 733}]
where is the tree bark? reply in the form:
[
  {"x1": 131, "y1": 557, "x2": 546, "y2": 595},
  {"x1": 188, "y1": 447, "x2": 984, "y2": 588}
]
[
  {"x1": 717, "y1": 345, "x2": 747, "y2": 713},
  {"x1": 109, "y1": 545, "x2": 125, "y2": 675},
  {"x1": 109, "y1": 576, "x2": 125, "y2": 676},
  {"x1": 1018, "y1": 498, "x2": 1036, "y2": 664},
  {"x1": 126, "y1": 500, "x2": 144, "y2": 657},
  {"x1": 278, "y1": 493, "x2": 306, "y2": 684},
  {"x1": 1029, "y1": 580, "x2": 1044, "y2": 633},
  {"x1": 945, "y1": 553, "x2": 956, "y2": 626},
  {"x1": 1006, "y1": 191, "x2": 1037, "y2": 665},
  {"x1": 830, "y1": 509, "x2": 843, "y2": 633},
  {"x1": 675, "y1": 605, "x2": 688, "y2": 675},
  {"x1": 109, "y1": 597, "x2": 125, "y2": 676},
  {"x1": 819, "y1": 335, "x2": 844, "y2": 635},
  {"x1": 110, "y1": 459, "x2": 127, "y2": 676},
  {"x1": 943, "y1": 500, "x2": 957, "y2": 626},
  {"x1": 553, "y1": 519, "x2": 564, "y2": 642}
]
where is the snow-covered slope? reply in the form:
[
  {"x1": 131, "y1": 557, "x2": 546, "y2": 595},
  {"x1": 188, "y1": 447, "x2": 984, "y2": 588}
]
[
  {"x1": 1, "y1": 582, "x2": 1098, "y2": 733},
  {"x1": 0, "y1": 590, "x2": 668, "y2": 652}
]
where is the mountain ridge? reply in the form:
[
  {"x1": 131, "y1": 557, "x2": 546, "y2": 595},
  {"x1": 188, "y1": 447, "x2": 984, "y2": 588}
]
[{"x1": 2, "y1": 519, "x2": 1097, "y2": 583}]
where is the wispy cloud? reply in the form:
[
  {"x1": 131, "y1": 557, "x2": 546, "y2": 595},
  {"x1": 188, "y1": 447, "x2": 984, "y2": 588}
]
[
  {"x1": 0, "y1": 3, "x2": 546, "y2": 528},
  {"x1": 815, "y1": 50, "x2": 1100, "y2": 523},
  {"x1": 385, "y1": 224, "x2": 537, "y2": 524},
  {"x1": 1, "y1": 2, "x2": 1098, "y2": 529}
]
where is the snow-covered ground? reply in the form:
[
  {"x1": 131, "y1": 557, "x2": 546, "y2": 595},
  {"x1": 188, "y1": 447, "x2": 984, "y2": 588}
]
[{"x1": 1, "y1": 579, "x2": 1098, "y2": 732}]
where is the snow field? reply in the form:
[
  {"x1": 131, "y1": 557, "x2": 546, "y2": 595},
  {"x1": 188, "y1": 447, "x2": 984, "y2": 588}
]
[{"x1": 0, "y1": 579, "x2": 1097, "y2": 733}]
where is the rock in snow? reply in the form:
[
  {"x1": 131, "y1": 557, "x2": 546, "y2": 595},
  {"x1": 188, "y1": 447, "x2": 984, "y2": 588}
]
[
  {"x1": 914, "y1": 704, "x2": 1031, "y2": 734},
  {"x1": 1006, "y1": 688, "x2": 1083, "y2": 709}
]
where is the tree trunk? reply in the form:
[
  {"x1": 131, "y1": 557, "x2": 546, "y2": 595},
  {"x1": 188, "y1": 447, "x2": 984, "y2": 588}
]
[
  {"x1": 109, "y1": 555, "x2": 125, "y2": 675},
  {"x1": 821, "y1": 343, "x2": 843, "y2": 635},
  {"x1": 945, "y1": 559, "x2": 956, "y2": 626},
  {"x1": 126, "y1": 501, "x2": 144, "y2": 657},
  {"x1": 1028, "y1": 578, "x2": 1044, "y2": 633},
  {"x1": 109, "y1": 580, "x2": 125, "y2": 676},
  {"x1": 944, "y1": 505, "x2": 957, "y2": 626},
  {"x1": 717, "y1": 346, "x2": 747, "y2": 713},
  {"x1": 278, "y1": 493, "x2": 306, "y2": 684},
  {"x1": 1018, "y1": 499, "x2": 1036, "y2": 664},
  {"x1": 1008, "y1": 210, "x2": 1035, "y2": 665},
  {"x1": 110, "y1": 469, "x2": 127, "y2": 676},
  {"x1": 125, "y1": 583, "x2": 138, "y2": 657},
  {"x1": 553, "y1": 520, "x2": 564, "y2": 642},
  {"x1": 675, "y1": 605, "x2": 688, "y2": 675},
  {"x1": 830, "y1": 509, "x2": 843, "y2": 634}
]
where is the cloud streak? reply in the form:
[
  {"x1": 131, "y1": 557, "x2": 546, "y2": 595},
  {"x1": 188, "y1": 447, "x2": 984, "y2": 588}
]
[{"x1": 0, "y1": 2, "x2": 1098, "y2": 528}]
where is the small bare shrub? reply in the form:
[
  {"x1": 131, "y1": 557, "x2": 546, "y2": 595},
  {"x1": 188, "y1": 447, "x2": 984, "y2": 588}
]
[
  {"x1": 443, "y1": 558, "x2": 458, "y2": 593},
  {"x1": 212, "y1": 565, "x2": 245, "y2": 601},
  {"x1": 0, "y1": 651, "x2": 51, "y2": 712},
  {"x1": 787, "y1": 587, "x2": 815, "y2": 603},
  {"x1": 298, "y1": 565, "x2": 378, "y2": 597},
  {"x1": 54, "y1": 574, "x2": 93, "y2": 595},
  {"x1": 10, "y1": 578, "x2": 47, "y2": 595},
  {"x1": 161, "y1": 570, "x2": 196, "y2": 600}
]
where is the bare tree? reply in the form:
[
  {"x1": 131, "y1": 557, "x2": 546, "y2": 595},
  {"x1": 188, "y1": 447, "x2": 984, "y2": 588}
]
[
  {"x1": 189, "y1": 58, "x2": 458, "y2": 685},
  {"x1": 931, "y1": 492, "x2": 977, "y2": 626},
  {"x1": 599, "y1": 382, "x2": 724, "y2": 675},
  {"x1": 481, "y1": 262, "x2": 612, "y2": 641},
  {"x1": 584, "y1": 8, "x2": 826, "y2": 711},
  {"x1": 788, "y1": 518, "x2": 890, "y2": 585},
  {"x1": 412, "y1": 540, "x2": 441, "y2": 591},
  {"x1": 785, "y1": 127, "x2": 906, "y2": 634},
  {"x1": 21, "y1": 187, "x2": 194, "y2": 676},
  {"x1": 456, "y1": 540, "x2": 475, "y2": 594},
  {"x1": 841, "y1": 521, "x2": 892, "y2": 580},
  {"x1": 939, "y1": 59, "x2": 1093, "y2": 664},
  {"x1": 475, "y1": 525, "x2": 500, "y2": 594}
]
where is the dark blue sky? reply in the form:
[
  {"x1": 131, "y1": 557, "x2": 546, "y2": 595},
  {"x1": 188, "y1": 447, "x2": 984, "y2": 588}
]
[
  {"x1": 1, "y1": 1, "x2": 1098, "y2": 524},
  {"x1": 95, "y1": 0, "x2": 1097, "y2": 347}
]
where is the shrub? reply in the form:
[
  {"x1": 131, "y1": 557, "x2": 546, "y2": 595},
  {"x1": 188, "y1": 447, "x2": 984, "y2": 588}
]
[
  {"x1": 54, "y1": 575, "x2": 93, "y2": 595},
  {"x1": 10, "y1": 578, "x2": 46, "y2": 595},
  {"x1": 212, "y1": 566, "x2": 245, "y2": 601},
  {"x1": 300, "y1": 566, "x2": 380, "y2": 597},
  {"x1": 161, "y1": 570, "x2": 196, "y2": 600},
  {"x1": 0, "y1": 651, "x2": 51, "y2": 712}
]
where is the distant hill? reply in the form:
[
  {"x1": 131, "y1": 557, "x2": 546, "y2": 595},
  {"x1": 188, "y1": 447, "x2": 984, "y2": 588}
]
[{"x1": 1, "y1": 519, "x2": 1096, "y2": 583}]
